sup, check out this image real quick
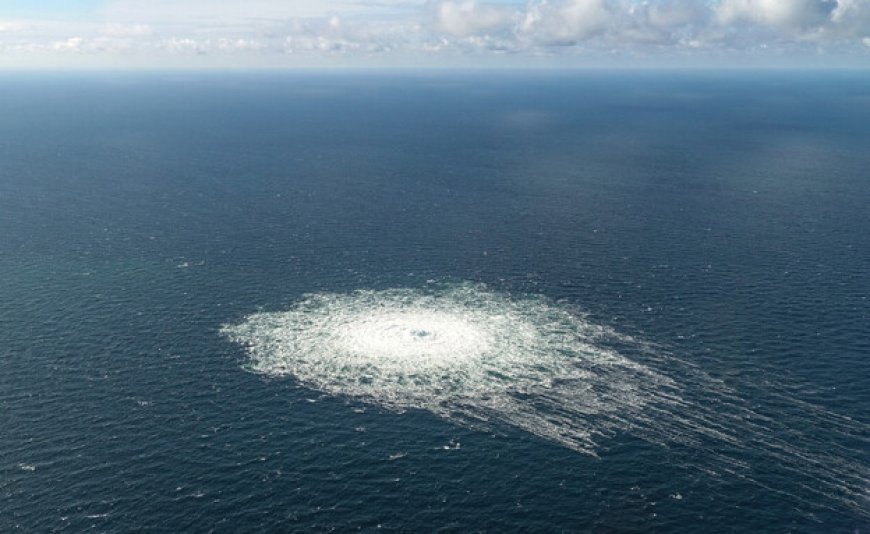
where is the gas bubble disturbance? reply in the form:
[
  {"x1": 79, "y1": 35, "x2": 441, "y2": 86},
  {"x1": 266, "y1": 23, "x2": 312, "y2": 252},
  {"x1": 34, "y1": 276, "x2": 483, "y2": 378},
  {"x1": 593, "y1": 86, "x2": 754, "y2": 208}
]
[
  {"x1": 221, "y1": 282, "x2": 674, "y2": 453},
  {"x1": 222, "y1": 281, "x2": 869, "y2": 516}
]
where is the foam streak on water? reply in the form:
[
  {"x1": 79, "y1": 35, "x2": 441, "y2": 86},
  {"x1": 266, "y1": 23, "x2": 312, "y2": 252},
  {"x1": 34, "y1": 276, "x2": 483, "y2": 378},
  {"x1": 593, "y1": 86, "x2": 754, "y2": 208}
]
[{"x1": 222, "y1": 282, "x2": 869, "y2": 516}]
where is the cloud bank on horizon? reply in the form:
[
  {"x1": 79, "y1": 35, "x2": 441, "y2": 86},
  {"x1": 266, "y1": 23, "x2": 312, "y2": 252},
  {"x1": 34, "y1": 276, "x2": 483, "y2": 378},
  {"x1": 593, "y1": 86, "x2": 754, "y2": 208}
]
[{"x1": 0, "y1": 0, "x2": 868, "y2": 68}]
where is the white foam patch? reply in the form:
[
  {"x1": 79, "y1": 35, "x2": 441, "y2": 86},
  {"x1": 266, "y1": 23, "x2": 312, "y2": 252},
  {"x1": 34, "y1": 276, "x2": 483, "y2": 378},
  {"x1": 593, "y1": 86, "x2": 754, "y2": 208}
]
[
  {"x1": 222, "y1": 282, "x2": 680, "y2": 453},
  {"x1": 222, "y1": 282, "x2": 869, "y2": 516}
]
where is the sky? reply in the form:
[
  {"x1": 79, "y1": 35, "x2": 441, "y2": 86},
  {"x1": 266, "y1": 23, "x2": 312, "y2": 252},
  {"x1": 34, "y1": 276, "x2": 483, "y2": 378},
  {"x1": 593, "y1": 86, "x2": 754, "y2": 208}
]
[{"x1": 0, "y1": 0, "x2": 868, "y2": 69}]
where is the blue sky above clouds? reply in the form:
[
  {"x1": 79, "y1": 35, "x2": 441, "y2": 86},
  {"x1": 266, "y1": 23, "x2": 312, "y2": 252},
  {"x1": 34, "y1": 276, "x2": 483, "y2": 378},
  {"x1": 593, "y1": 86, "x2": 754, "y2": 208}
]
[{"x1": 0, "y1": 0, "x2": 868, "y2": 68}]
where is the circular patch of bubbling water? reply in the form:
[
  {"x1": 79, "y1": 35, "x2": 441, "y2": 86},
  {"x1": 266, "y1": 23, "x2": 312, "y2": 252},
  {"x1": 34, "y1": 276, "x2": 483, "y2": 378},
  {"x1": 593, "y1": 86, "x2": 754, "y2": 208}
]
[
  {"x1": 221, "y1": 282, "x2": 678, "y2": 453},
  {"x1": 222, "y1": 282, "x2": 870, "y2": 514},
  {"x1": 334, "y1": 310, "x2": 497, "y2": 365}
]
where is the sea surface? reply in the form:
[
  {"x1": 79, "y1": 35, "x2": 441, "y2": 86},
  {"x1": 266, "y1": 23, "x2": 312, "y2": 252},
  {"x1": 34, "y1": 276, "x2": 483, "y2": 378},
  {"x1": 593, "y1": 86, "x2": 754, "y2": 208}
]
[{"x1": 1, "y1": 71, "x2": 868, "y2": 532}]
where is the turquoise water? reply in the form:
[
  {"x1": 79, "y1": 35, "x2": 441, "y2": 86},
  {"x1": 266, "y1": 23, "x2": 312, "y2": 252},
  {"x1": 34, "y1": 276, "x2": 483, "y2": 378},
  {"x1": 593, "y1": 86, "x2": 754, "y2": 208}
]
[{"x1": 1, "y1": 72, "x2": 868, "y2": 532}]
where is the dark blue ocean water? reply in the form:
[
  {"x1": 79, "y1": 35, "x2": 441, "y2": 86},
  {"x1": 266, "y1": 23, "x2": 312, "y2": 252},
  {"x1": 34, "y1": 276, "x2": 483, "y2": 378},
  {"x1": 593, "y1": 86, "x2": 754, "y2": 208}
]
[{"x1": 1, "y1": 71, "x2": 868, "y2": 532}]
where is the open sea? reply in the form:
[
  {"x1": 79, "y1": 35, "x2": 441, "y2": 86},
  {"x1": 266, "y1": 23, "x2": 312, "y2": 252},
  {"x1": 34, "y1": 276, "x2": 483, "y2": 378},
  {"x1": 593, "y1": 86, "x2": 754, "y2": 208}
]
[{"x1": 1, "y1": 71, "x2": 868, "y2": 532}]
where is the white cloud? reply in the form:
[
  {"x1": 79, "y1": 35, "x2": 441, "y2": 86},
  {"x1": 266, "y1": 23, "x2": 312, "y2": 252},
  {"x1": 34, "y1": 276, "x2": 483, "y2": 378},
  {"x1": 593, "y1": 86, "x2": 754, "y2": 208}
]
[
  {"x1": 830, "y1": 0, "x2": 870, "y2": 38},
  {"x1": 432, "y1": 1, "x2": 516, "y2": 37},
  {"x1": 52, "y1": 37, "x2": 84, "y2": 51},
  {"x1": 613, "y1": 0, "x2": 709, "y2": 45},
  {"x1": 158, "y1": 37, "x2": 205, "y2": 54},
  {"x1": 716, "y1": 0, "x2": 835, "y2": 29},
  {"x1": 642, "y1": 0, "x2": 706, "y2": 30},
  {"x1": 1, "y1": 0, "x2": 868, "y2": 68},
  {"x1": 216, "y1": 38, "x2": 266, "y2": 51},
  {"x1": 520, "y1": 0, "x2": 611, "y2": 45}
]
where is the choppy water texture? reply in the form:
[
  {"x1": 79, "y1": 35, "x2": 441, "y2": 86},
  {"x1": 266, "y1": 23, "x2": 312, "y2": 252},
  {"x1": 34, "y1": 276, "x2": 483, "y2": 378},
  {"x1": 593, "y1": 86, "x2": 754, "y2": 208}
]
[{"x1": 2, "y1": 72, "x2": 869, "y2": 531}]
